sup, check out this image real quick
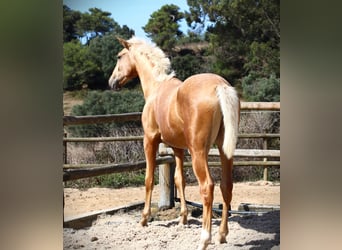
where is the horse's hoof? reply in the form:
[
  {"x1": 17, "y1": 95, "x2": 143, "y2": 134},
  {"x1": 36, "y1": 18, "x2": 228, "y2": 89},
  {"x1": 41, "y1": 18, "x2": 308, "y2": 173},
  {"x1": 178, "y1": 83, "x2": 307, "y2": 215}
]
[
  {"x1": 215, "y1": 234, "x2": 227, "y2": 244},
  {"x1": 140, "y1": 218, "x2": 148, "y2": 227},
  {"x1": 178, "y1": 216, "x2": 188, "y2": 225},
  {"x1": 197, "y1": 243, "x2": 209, "y2": 250},
  {"x1": 197, "y1": 230, "x2": 210, "y2": 250},
  {"x1": 215, "y1": 230, "x2": 228, "y2": 244}
]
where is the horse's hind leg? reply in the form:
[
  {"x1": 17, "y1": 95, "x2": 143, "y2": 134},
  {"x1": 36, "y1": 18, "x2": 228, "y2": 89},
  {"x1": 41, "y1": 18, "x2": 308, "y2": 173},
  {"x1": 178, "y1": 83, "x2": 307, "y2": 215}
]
[
  {"x1": 173, "y1": 148, "x2": 188, "y2": 225},
  {"x1": 190, "y1": 148, "x2": 214, "y2": 250},
  {"x1": 216, "y1": 146, "x2": 233, "y2": 244},
  {"x1": 140, "y1": 136, "x2": 158, "y2": 226}
]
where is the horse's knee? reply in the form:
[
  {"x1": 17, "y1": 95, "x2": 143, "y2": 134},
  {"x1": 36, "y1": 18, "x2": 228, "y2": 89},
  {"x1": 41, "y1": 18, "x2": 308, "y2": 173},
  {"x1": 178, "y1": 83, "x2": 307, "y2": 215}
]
[{"x1": 200, "y1": 182, "x2": 214, "y2": 204}]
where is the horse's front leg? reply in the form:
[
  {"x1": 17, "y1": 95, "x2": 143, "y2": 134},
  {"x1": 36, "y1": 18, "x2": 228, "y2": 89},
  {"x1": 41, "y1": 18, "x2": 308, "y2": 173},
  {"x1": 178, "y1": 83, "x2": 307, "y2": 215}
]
[
  {"x1": 140, "y1": 136, "x2": 158, "y2": 226},
  {"x1": 173, "y1": 148, "x2": 188, "y2": 225}
]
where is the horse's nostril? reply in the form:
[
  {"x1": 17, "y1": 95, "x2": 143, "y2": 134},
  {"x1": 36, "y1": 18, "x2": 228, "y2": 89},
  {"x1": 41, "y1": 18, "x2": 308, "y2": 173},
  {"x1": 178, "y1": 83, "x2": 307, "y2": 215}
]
[{"x1": 109, "y1": 77, "x2": 119, "y2": 90}]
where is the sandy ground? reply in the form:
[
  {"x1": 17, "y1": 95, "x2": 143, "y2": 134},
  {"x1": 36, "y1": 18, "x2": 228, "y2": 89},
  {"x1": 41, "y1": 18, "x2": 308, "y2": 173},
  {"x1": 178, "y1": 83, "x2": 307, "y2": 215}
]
[{"x1": 64, "y1": 181, "x2": 280, "y2": 249}]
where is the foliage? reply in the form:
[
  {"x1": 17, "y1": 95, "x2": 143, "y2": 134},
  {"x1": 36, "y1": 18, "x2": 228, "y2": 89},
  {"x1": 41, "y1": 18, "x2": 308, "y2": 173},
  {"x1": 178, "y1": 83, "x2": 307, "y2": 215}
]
[
  {"x1": 171, "y1": 53, "x2": 205, "y2": 80},
  {"x1": 176, "y1": 31, "x2": 204, "y2": 45},
  {"x1": 75, "y1": 7, "x2": 116, "y2": 44},
  {"x1": 242, "y1": 73, "x2": 280, "y2": 102},
  {"x1": 88, "y1": 28, "x2": 134, "y2": 82},
  {"x1": 68, "y1": 89, "x2": 145, "y2": 137},
  {"x1": 142, "y1": 0, "x2": 279, "y2": 100},
  {"x1": 64, "y1": 2, "x2": 280, "y2": 101},
  {"x1": 63, "y1": 40, "x2": 103, "y2": 90},
  {"x1": 143, "y1": 4, "x2": 184, "y2": 54},
  {"x1": 186, "y1": 0, "x2": 280, "y2": 89},
  {"x1": 63, "y1": 5, "x2": 117, "y2": 44},
  {"x1": 63, "y1": 5, "x2": 135, "y2": 91},
  {"x1": 97, "y1": 171, "x2": 148, "y2": 188},
  {"x1": 63, "y1": 5, "x2": 81, "y2": 42}
]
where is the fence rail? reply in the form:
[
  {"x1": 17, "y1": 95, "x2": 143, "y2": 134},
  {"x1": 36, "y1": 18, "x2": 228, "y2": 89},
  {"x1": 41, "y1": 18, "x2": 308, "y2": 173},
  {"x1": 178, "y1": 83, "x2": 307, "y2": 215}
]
[
  {"x1": 63, "y1": 135, "x2": 144, "y2": 142},
  {"x1": 240, "y1": 102, "x2": 280, "y2": 110},
  {"x1": 63, "y1": 133, "x2": 279, "y2": 143},
  {"x1": 63, "y1": 156, "x2": 174, "y2": 181},
  {"x1": 63, "y1": 112, "x2": 142, "y2": 126},
  {"x1": 63, "y1": 102, "x2": 280, "y2": 126},
  {"x1": 159, "y1": 148, "x2": 280, "y2": 158}
]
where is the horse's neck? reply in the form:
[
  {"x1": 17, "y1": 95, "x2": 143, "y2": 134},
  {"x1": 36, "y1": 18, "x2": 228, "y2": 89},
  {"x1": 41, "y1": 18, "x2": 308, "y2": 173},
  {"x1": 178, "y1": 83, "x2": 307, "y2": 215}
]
[{"x1": 134, "y1": 56, "x2": 159, "y2": 100}]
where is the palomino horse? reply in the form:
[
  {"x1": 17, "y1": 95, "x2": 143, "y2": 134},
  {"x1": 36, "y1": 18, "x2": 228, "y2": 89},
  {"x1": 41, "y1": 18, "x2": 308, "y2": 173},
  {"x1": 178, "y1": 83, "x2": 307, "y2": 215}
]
[{"x1": 109, "y1": 37, "x2": 240, "y2": 250}]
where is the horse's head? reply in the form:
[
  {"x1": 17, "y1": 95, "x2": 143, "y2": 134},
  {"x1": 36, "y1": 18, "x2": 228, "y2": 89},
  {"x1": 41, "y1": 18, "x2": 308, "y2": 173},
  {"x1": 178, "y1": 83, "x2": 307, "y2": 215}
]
[{"x1": 109, "y1": 37, "x2": 138, "y2": 90}]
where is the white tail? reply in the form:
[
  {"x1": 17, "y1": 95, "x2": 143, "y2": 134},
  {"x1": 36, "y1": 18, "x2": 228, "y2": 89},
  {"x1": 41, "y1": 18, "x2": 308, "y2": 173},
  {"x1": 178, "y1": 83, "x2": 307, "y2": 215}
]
[{"x1": 216, "y1": 85, "x2": 240, "y2": 159}]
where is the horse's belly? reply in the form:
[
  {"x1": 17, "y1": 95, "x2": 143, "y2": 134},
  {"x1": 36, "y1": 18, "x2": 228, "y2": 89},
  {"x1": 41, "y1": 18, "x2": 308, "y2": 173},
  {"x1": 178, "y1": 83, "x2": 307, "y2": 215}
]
[{"x1": 160, "y1": 130, "x2": 187, "y2": 149}]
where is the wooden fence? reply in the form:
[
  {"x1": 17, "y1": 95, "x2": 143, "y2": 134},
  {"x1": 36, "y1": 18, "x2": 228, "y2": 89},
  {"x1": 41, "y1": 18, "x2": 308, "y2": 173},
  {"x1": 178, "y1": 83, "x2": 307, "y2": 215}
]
[{"x1": 63, "y1": 102, "x2": 280, "y2": 209}]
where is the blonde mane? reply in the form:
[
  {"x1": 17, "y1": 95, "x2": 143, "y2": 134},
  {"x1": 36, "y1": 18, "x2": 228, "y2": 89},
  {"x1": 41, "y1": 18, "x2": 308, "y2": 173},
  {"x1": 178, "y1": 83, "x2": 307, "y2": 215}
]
[{"x1": 127, "y1": 37, "x2": 175, "y2": 82}]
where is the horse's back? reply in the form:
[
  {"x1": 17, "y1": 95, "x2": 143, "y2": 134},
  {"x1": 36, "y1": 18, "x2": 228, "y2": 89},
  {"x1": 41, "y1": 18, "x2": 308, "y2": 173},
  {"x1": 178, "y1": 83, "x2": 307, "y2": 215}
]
[
  {"x1": 179, "y1": 73, "x2": 229, "y2": 108},
  {"x1": 183, "y1": 73, "x2": 231, "y2": 89}
]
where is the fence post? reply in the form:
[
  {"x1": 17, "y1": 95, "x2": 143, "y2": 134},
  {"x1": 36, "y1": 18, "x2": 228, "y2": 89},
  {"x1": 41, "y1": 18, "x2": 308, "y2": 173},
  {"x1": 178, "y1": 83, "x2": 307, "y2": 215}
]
[
  {"x1": 263, "y1": 138, "x2": 268, "y2": 181},
  {"x1": 63, "y1": 132, "x2": 67, "y2": 165},
  {"x1": 63, "y1": 132, "x2": 67, "y2": 223},
  {"x1": 158, "y1": 143, "x2": 175, "y2": 209}
]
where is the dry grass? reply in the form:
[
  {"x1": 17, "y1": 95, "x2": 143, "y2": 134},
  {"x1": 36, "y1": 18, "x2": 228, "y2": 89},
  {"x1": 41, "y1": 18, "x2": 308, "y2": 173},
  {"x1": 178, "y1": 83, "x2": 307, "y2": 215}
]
[{"x1": 63, "y1": 91, "x2": 84, "y2": 115}]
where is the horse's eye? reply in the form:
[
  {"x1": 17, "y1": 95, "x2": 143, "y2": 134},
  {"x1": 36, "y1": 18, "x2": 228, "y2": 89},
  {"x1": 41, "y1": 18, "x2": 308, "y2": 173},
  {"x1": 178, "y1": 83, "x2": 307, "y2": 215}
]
[{"x1": 117, "y1": 55, "x2": 121, "y2": 60}]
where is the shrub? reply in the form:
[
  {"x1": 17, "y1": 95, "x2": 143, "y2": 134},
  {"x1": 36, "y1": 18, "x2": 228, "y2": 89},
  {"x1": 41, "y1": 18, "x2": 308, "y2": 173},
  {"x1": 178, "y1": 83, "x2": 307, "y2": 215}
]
[
  {"x1": 67, "y1": 89, "x2": 145, "y2": 137},
  {"x1": 242, "y1": 73, "x2": 280, "y2": 102}
]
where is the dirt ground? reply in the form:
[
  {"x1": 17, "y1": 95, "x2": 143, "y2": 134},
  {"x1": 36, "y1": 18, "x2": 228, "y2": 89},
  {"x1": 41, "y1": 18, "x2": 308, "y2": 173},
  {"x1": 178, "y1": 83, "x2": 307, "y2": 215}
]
[
  {"x1": 64, "y1": 181, "x2": 280, "y2": 249},
  {"x1": 63, "y1": 92, "x2": 84, "y2": 116}
]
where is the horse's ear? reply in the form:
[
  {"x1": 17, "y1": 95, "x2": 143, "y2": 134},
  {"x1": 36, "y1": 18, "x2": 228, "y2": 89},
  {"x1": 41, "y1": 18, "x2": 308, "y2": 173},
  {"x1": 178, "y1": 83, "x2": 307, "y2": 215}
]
[{"x1": 116, "y1": 36, "x2": 130, "y2": 49}]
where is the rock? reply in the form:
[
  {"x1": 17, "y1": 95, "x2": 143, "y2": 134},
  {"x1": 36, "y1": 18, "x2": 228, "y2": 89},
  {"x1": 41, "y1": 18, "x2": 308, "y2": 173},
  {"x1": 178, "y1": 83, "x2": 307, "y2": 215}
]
[{"x1": 90, "y1": 236, "x2": 98, "y2": 242}]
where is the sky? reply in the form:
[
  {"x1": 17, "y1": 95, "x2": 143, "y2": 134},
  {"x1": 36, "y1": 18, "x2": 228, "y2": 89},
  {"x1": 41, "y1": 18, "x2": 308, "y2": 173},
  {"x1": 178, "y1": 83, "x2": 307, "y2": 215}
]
[{"x1": 63, "y1": 0, "x2": 191, "y2": 40}]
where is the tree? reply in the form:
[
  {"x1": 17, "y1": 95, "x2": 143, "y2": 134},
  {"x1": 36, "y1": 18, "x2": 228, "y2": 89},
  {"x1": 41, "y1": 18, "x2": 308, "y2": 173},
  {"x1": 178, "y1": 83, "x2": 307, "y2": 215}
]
[
  {"x1": 63, "y1": 5, "x2": 136, "y2": 90},
  {"x1": 171, "y1": 53, "x2": 206, "y2": 80},
  {"x1": 75, "y1": 7, "x2": 116, "y2": 44},
  {"x1": 63, "y1": 5, "x2": 81, "y2": 42},
  {"x1": 143, "y1": 4, "x2": 184, "y2": 53},
  {"x1": 88, "y1": 26, "x2": 135, "y2": 81},
  {"x1": 63, "y1": 40, "x2": 103, "y2": 90},
  {"x1": 186, "y1": 0, "x2": 280, "y2": 87}
]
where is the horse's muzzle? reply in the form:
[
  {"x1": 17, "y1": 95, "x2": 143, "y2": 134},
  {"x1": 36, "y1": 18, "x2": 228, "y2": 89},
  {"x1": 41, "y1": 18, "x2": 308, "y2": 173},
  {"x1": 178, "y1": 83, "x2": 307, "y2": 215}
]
[{"x1": 108, "y1": 78, "x2": 122, "y2": 91}]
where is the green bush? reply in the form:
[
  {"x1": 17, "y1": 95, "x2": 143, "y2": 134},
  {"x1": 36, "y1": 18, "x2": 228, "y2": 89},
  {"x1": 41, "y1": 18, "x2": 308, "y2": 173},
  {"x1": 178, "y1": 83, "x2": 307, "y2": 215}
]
[
  {"x1": 242, "y1": 73, "x2": 280, "y2": 102},
  {"x1": 97, "y1": 170, "x2": 154, "y2": 188},
  {"x1": 97, "y1": 171, "x2": 144, "y2": 188},
  {"x1": 67, "y1": 89, "x2": 145, "y2": 137}
]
